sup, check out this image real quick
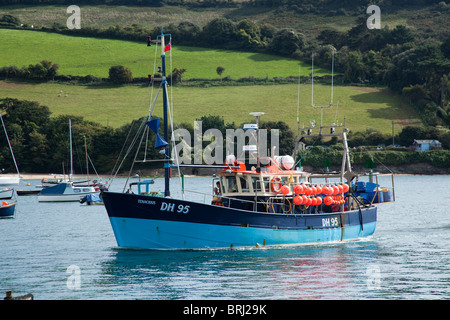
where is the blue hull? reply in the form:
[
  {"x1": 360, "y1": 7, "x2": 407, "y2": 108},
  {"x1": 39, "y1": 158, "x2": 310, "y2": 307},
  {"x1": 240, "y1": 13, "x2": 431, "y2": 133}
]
[
  {"x1": 0, "y1": 203, "x2": 16, "y2": 217},
  {"x1": 103, "y1": 191, "x2": 377, "y2": 250}
]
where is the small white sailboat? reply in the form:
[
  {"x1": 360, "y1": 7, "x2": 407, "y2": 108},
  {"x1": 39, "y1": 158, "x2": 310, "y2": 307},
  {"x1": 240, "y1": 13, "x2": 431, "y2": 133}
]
[
  {"x1": 0, "y1": 113, "x2": 20, "y2": 186},
  {"x1": 38, "y1": 119, "x2": 98, "y2": 202}
]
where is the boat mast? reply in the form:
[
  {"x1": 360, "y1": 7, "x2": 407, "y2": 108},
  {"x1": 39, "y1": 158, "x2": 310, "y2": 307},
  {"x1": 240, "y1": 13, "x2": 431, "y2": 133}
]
[
  {"x1": 0, "y1": 113, "x2": 20, "y2": 177},
  {"x1": 311, "y1": 50, "x2": 335, "y2": 135},
  {"x1": 69, "y1": 119, "x2": 73, "y2": 180},
  {"x1": 84, "y1": 135, "x2": 90, "y2": 185},
  {"x1": 160, "y1": 27, "x2": 170, "y2": 197}
]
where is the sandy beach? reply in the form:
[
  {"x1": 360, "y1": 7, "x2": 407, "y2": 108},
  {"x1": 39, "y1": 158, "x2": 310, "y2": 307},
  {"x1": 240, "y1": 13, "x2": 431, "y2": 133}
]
[{"x1": 2, "y1": 173, "x2": 111, "y2": 180}]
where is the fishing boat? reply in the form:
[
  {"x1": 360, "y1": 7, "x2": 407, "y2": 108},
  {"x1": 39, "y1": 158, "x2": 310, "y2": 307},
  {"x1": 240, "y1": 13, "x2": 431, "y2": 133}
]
[
  {"x1": 0, "y1": 200, "x2": 16, "y2": 218},
  {"x1": 0, "y1": 113, "x2": 20, "y2": 186},
  {"x1": 102, "y1": 28, "x2": 395, "y2": 250}
]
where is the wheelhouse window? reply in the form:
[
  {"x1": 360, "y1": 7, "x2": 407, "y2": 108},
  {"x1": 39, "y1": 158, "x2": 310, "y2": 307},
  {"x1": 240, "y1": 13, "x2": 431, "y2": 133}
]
[
  {"x1": 239, "y1": 175, "x2": 249, "y2": 192},
  {"x1": 262, "y1": 177, "x2": 270, "y2": 192},
  {"x1": 225, "y1": 176, "x2": 238, "y2": 193},
  {"x1": 251, "y1": 176, "x2": 263, "y2": 192}
]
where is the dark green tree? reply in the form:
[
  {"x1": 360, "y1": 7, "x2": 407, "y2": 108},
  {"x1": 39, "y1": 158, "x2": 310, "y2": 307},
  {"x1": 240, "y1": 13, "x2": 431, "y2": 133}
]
[
  {"x1": 108, "y1": 65, "x2": 133, "y2": 84},
  {"x1": 267, "y1": 29, "x2": 305, "y2": 57},
  {"x1": 202, "y1": 18, "x2": 238, "y2": 47}
]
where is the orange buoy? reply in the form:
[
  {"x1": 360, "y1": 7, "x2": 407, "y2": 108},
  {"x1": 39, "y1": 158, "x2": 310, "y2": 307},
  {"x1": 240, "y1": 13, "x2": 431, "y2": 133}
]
[
  {"x1": 315, "y1": 186, "x2": 322, "y2": 194},
  {"x1": 316, "y1": 196, "x2": 323, "y2": 205},
  {"x1": 293, "y1": 184, "x2": 303, "y2": 194},
  {"x1": 311, "y1": 197, "x2": 317, "y2": 206},
  {"x1": 324, "y1": 196, "x2": 333, "y2": 206},
  {"x1": 337, "y1": 184, "x2": 344, "y2": 193},
  {"x1": 294, "y1": 195, "x2": 303, "y2": 205},
  {"x1": 280, "y1": 185, "x2": 289, "y2": 195},
  {"x1": 332, "y1": 185, "x2": 339, "y2": 195},
  {"x1": 342, "y1": 183, "x2": 349, "y2": 193},
  {"x1": 305, "y1": 197, "x2": 312, "y2": 206}
]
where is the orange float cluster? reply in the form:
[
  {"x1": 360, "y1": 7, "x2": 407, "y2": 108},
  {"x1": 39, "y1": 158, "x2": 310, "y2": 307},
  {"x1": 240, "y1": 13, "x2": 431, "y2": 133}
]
[{"x1": 286, "y1": 183, "x2": 349, "y2": 207}]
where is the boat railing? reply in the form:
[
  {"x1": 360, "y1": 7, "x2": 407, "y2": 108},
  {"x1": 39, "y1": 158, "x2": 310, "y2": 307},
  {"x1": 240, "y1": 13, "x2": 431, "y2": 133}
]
[
  {"x1": 183, "y1": 187, "x2": 331, "y2": 215},
  {"x1": 183, "y1": 188, "x2": 261, "y2": 211},
  {"x1": 353, "y1": 172, "x2": 395, "y2": 205}
]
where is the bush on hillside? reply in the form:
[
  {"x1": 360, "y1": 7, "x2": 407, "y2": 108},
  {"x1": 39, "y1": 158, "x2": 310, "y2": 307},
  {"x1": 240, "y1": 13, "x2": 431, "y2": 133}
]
[{"x1": 108, "y1": 65, "x2": 133, "y2": 84}]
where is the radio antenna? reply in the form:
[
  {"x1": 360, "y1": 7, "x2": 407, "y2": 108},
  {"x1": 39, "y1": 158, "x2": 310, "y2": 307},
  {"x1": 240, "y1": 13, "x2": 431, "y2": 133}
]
[
  {"x1": 311, "y1": 48, "x2": 335, "y2": 134},
  {"x1": 297, "y1": 64, "x2": 301, "y2": 133}
]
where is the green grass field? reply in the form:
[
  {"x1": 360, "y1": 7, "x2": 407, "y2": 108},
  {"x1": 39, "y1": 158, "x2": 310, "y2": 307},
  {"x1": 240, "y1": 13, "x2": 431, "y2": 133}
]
[
  {"x1": 0, "y1": 28, "x2": 421, "y2": 135},
  {"x1": 0, "y1": 29, "x2": 329, "y2": 79},
  {"x1": 0, "y1": 80, "x2": 419, "y2": 134}
]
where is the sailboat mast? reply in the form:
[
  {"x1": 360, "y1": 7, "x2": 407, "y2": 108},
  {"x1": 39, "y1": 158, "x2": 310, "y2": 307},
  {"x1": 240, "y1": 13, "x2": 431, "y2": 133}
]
[
  {"x1": 69, "y1": 119, "x2": 73, "y2": 180},
  {"x1": 0, "y1": 113, "x2": 20, "y2": 177},
  {"x1": 160, "y1": 27, "x2": 170, "y2": 197}
]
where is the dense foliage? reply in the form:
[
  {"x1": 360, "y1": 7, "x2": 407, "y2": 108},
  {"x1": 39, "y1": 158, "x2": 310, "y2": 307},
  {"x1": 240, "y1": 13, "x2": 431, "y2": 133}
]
[
  {"x1": 298, "y1": 145, "x2": 450, "y2": 169},
  {"x1": 0, "y1": 98, "x2": 127, "y2": 174},
  {"x1": 1, "y1": 98, "x2": 448, "y2": 174}
]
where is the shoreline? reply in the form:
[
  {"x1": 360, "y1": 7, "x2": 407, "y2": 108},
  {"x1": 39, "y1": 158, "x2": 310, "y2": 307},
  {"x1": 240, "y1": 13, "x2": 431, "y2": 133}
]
[
  {"x1": 3, "y1": 162, "x2": 450, "y2": 181},
  {"x1": 3, "y1": 173, "x2": 112, "y2": 180}
]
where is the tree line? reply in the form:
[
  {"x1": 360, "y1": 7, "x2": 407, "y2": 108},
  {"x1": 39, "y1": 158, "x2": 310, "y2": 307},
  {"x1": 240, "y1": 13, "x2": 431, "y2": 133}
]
[{"x1": 1, "y1": 98, "x2": 448, "y2": 175}]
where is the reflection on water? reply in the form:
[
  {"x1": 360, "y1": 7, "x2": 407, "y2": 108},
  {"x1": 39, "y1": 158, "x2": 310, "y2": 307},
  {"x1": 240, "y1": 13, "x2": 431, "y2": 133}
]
[
  {"x1": 1, "y1": 176, "x2": 450, "y2": 299},
  {"x1": 100, "y1": 241, "x2": 380, "y2": 300}
]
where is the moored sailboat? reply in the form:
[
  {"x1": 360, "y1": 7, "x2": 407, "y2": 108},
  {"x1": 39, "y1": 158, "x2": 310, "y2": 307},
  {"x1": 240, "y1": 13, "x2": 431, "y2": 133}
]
[
  {"x1": 102, "y1": 28, "x2": 394, "y2": 250},
  {"x1": 37, "y1": 119, "x2": 99, "y2": 202}
]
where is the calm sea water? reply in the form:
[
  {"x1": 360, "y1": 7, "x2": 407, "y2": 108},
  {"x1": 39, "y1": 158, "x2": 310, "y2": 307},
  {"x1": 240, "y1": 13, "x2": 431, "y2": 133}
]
[{"x1": 1, "y1": 175, "x2": 449, "y2": 300}]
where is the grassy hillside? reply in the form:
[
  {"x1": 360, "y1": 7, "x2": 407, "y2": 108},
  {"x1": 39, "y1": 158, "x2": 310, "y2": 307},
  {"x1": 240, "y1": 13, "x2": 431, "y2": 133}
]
[
  {"x1": 0, "y1": 29, "x2": 329, "y2": 79},
  {"x1": 1, "y1": 4, "x2": 447, "y2": 41},
  {"x1": 0, "y1": 80, "x2": 419, "y2": 134}
]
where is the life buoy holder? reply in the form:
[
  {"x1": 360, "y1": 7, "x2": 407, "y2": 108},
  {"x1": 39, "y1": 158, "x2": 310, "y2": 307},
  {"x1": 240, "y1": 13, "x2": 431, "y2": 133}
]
[{"x1": 271, "y1": 176, "x2": 282, "y2": 193}]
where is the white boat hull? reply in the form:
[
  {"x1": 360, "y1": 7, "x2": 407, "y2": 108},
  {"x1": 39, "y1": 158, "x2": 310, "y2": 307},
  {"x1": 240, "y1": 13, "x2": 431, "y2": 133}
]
[
  {"x1": 0, "y1": 176, "x2": 20, "y2": 186},
  {"x1": 38, "y1": 193, "x2": 97, "y2": 202}
]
